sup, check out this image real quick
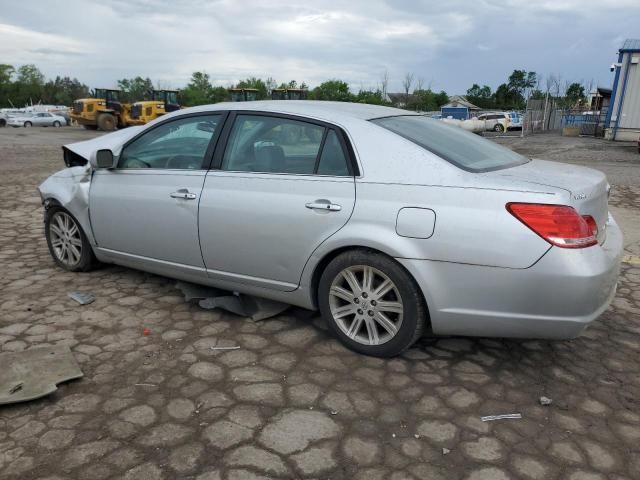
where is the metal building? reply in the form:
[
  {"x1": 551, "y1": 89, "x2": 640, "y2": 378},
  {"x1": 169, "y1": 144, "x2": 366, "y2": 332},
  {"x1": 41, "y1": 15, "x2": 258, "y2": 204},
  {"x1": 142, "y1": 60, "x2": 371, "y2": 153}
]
[{"x1": 605, "y1": 39, "x2": 640, "y2": 141}]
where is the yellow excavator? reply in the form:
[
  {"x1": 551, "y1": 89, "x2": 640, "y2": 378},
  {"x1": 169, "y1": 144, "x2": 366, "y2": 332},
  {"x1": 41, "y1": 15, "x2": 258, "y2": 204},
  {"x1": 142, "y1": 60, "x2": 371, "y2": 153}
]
[
  {"x1": 69, "y1": 88, "x2": 132, "y2": 131},
  {"x1": 271, "y1": 88, "x2": 308, "y2": 100},
  {"x1": 229, "y1": 88, "x2": 258, "y2": 102},
  {"x1": 128, "y1": 90, "x2": 180, "y2": 125}
]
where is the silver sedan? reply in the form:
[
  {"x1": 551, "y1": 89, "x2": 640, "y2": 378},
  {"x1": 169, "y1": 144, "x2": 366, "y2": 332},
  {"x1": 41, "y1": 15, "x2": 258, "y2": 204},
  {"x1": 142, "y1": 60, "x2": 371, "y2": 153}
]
[
  {"x1": 9, "y1": 112, "x2": 67, "y2": 127},
  {"x1": 38, "y1": 102, "x2": 622, "y2": 357}
]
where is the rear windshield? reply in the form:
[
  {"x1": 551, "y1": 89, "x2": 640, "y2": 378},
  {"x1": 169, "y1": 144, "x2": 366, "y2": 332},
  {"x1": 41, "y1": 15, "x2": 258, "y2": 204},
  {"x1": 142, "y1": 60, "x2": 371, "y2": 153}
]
[{"x1": 371, "y1": 115, "x2": 529, "y2": 172}]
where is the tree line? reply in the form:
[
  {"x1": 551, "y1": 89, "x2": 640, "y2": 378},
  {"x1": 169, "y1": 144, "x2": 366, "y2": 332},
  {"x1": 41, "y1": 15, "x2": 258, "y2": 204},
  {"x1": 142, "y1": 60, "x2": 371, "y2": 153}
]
[
  {"x1": 0, "y1": 63, "x2": 590, "y2": 112},
  {"x1": 465, "y1": 70, "x2": 590, "y2": 110}
]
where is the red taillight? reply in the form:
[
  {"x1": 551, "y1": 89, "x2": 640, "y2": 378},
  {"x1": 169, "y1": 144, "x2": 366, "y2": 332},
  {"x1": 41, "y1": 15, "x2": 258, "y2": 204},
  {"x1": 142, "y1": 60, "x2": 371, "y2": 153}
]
[
  {"x1": 506, "y1": 203, "x2": 597, "y2": 248},
  {"x1": 582, "y1": 215, "x2": 598, "y2": 238}
]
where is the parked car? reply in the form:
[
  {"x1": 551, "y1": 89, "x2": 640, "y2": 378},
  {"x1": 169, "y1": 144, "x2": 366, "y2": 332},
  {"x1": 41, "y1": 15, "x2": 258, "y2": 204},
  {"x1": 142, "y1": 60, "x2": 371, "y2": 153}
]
[
  {"x1": 8, "y1": 111, "x2": 67, "y2": 128},
  {"x1": 508, "y1": 111, "x2": 523, "y2": 130},
  {"x1": 38, "y1": 102, "x2": 622, "y2": 357},
  {"x1": 477, "y1": 112, "x2": 512, "y2": 132}
]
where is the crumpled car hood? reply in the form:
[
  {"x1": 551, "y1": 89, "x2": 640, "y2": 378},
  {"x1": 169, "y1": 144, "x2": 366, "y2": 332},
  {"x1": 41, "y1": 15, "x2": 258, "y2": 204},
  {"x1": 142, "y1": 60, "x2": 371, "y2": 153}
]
[{"x1": 64, "y1": 126, "x2": 144, "y2": 162}]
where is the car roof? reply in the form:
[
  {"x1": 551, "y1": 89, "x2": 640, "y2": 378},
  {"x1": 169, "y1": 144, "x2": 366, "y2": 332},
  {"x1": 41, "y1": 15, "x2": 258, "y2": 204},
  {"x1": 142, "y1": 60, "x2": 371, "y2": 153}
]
[{"x1": 180, "y1": 101, "x2": 418, "y2": 122}]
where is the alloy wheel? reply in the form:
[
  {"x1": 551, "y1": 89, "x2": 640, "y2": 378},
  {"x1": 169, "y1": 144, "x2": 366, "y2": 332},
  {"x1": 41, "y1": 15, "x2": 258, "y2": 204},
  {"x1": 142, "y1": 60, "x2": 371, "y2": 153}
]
[
  {"x1": 329, "y1": 265, "x2": 404, "y2": 346},
  {"x1": 49, "y1": 212, "x2": 83, "y2": 267}
]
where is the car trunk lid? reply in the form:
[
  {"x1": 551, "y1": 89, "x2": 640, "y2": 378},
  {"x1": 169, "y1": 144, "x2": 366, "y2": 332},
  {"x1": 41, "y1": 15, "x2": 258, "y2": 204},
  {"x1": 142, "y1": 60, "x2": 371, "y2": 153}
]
[{"x1": 484, "y1": 159, "x2": 610, "y2": 243}]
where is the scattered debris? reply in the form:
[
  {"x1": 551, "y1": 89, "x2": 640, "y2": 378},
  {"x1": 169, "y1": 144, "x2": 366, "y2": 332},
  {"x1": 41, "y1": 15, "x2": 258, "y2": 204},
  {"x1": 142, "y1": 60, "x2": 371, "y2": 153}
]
[
  {"x1": 414, "y1": 434, "x2": 420, "y2": 439},
  {"x1": 210, "y1": 346, "x2": 241, "y2": 351},
  {"x1": 0, "y1": 346, "x2": 83, "y2": 405},
  {"x1": 134, "y1": 383, "x2": 157, "y2": 387},
  {"x1": 391, "y1": 433, "x2": 396, "y2": 438},
  {"x1": 68, "y1": 291, "x2": 95, "y2": 305},
  {"x1": 481, "y1": 413, "x2": 522, "y2": 422},
  {"x1": 143, "y1": 328, "x2": 151, "y2": 336},
  {"x1": 330, "y1": 410, "x2": 338, "y2": 415},
  {"x1": 442, "y1": 448, "x2": 451, "y2": 455},
  {"x1": 176, "y1": 281, "x2": 289, "y2": 321},
  {"x1": 539, "y1": 396, "x2": 553, "y2": 406}
]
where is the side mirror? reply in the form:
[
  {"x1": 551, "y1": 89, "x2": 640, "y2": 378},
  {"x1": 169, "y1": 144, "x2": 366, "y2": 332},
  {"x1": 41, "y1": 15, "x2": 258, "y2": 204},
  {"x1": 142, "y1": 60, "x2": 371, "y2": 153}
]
[{"x1": 94, "y1": 149, "x2": 115, "y2": 169}]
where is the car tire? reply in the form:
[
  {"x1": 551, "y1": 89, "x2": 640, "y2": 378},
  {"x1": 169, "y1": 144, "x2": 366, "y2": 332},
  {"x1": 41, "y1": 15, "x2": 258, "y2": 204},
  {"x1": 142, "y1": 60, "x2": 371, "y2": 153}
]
[
  {"x1": 97, "y1": 113, "x2": 117, "y2": 131},
  {"x1": 0, "y1": 119, "x2": 6, "y2": 127},
  {"x1": 24, "y1": 121, "x2": 32, "y2": 128},
  {"x1": 318, "y1": 250, "x2": 427, "y2": 357},
  {"x1": 53, "y1": 121, "x2": 61, "y2": 128},
  {"x1": 45, "y1": 207, "x2": 97, "y2": 272},
  {"x1": 494, "y1": 123, "x2": 504, "y2": 132}
]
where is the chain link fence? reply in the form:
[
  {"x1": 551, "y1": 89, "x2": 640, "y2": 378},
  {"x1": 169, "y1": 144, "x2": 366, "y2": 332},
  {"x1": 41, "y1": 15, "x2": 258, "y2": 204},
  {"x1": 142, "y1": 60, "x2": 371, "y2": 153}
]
[{"x1": 523, "y1": 98, "x2": 608, "y2": 137}]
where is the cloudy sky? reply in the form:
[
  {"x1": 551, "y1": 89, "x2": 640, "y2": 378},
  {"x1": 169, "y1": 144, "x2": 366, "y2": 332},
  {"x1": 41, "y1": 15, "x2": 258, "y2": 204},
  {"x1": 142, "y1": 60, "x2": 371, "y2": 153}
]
[{"x1": 1, "y1": 0, "x2": 638, "y2": 93}]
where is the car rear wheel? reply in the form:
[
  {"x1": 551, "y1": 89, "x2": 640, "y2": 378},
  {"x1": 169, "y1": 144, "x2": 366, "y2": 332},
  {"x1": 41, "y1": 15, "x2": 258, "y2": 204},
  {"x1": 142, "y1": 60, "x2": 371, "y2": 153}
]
[
  {"x1": 318, "y1": 250, "x2": 426, "y2": 357},
  {"x1": 24, "y1": 121, "x2": 32, "y2": 128},
  {"x1": 494, "y1": 123, "x2": 504, "y2": 132},
  {"x1": 45, "y1": 207, "x2": 97, "y2": 272},
  {"x1": 53, "y1": 121, "x2": 61, "y2": 128}
]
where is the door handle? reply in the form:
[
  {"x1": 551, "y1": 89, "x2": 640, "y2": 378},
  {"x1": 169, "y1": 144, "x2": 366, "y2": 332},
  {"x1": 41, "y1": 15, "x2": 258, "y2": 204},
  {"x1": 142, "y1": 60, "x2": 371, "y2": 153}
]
[
  {"x1": 170, "y1": 189, "x2": 197, "y2": 200},
  {"x1": 306, "y1": 201, "x2": 342, "y2": 212}
]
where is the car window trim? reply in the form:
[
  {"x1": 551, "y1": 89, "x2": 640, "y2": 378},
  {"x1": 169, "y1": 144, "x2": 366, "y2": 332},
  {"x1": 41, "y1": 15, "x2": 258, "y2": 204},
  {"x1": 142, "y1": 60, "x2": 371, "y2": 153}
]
[
  {"x1": 210, "y1": 110, "x2": 360, "y2": 176},
  {"x1": 118, "y1": 111, "x2": 229, "y2": 171},
  {"x1": 312, "y1": 128, "x2": 329, "y2": 174}
]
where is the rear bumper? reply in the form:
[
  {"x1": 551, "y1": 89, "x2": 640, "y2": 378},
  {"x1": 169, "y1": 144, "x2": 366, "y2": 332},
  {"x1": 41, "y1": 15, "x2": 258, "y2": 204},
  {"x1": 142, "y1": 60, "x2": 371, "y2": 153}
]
[{"x1": 398, "y1": 213, "x2": 623, "y2": 339}]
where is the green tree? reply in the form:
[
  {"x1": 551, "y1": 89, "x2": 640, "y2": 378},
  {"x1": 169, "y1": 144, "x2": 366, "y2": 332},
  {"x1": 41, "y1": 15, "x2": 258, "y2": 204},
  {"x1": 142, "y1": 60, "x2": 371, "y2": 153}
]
[
  {"x1": 42, "y1": 76, "x2": 90, "y2": 105},
  {"x1": 355, "y1": 89, "x2": 385, "y2": 105},
  {"x1": 0, "y1": 64, "x2": 15, "y2": 107},
  {"x1": 466, "y1": 84, "x2": 493, "y2": 108},
  {"x1": 181, "y1": 72, "x2": 214, "y2": 106},
  {"x1": 311, "y1": 80, "x2": 353, "y2": 101},
  {"x1": 210, "y1": 86, "x2": 229, "y2": 103},
  {"x1": 13, "y1": 64, "x2": 45, "y2": 106},
  {"x1": 565, "y1": 82, "x2": 585, "y2": 106},
  {"x1": 117, "y1": 76, "x2": 154, "y2": 102}
]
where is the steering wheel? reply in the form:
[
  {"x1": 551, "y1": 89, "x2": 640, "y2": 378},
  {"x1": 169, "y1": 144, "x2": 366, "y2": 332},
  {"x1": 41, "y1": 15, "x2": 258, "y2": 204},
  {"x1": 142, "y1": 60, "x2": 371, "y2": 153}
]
[
  {"x1": 165, "y1": 154, "x2": 199, "y2": 169},
  {"x1": 124, "y1": 157, "x2": 151, "y2": 168}
]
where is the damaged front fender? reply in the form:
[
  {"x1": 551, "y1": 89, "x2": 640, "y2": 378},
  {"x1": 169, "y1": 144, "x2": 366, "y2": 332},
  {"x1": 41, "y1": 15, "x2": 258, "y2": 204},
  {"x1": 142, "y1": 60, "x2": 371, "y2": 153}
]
[{"x1": 38, "y1": 164, "x2": 96, "y2": 246}]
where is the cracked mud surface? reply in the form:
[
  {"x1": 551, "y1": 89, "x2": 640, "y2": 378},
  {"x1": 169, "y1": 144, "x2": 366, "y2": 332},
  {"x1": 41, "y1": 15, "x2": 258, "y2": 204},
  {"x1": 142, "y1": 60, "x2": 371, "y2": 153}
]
[{"x1": 1, "y1": 128, "x2": 639, "y2": 479}]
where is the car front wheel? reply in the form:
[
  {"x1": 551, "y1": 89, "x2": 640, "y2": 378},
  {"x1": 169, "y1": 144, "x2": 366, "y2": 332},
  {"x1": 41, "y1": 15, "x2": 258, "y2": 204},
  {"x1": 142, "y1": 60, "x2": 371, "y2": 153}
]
[
  {"x1": 45, "y1": 207, "x2": 96, "y2": 272},
  {"x1": 24, "y1": 121, "x2": 32, "y2": 128},
  {"x1": 318, "y1": 250, "x2": 426, "y2": 357},
  {"x1": 494, "y1": 123, "x2": 504, "y2": 132},
  {"x1": 53, "y1": 121, "x2": 61, "y2": 127}
]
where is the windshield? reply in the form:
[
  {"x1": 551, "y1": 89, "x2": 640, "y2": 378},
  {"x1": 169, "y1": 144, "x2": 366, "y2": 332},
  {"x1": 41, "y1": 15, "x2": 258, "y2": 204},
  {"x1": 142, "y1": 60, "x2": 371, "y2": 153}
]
[{"x1": 371, "y1": 115, "x2": 529, "y2": 172}]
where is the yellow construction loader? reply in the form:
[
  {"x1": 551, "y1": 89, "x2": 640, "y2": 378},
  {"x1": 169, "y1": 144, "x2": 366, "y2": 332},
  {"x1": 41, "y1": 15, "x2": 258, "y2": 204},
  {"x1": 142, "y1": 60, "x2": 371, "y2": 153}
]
[
  {"x1": 69, "y1": 89, "x2": 132, "y2": 131},
  {"x1": 127, "y1": 90, "x2": 180, "y2": 125}
]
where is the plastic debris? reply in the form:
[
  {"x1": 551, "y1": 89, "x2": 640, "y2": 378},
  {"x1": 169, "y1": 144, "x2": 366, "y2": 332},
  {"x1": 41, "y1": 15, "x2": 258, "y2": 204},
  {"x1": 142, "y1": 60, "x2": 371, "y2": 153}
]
[
  {"x1": 481, "y1": 413, "x2": 522, "y2": 422},
  {"x1": 442, "y1": 448, "x2": 451, "y2": 455},
  {"x1": 539, "y1": 396, "x2": 553, "y2": 406},
  {"x1": 0, "y1": 346, "x2": 83, "y2": 405},
  {"x1": 331, "y1": 410, "x2": 338, "y2": 415},
  {"x1": 143, "y1": 328, "x2": 151, "y2": 336},
  {"x1": 210, "y1": 346, "x2": 241, "y2": 351},
  {"x1": 68, "y1": 291, "x2": 95, "y2": 305},
  {"x1": 176, "y1": 281, "x2": 289, "y2": 321}
]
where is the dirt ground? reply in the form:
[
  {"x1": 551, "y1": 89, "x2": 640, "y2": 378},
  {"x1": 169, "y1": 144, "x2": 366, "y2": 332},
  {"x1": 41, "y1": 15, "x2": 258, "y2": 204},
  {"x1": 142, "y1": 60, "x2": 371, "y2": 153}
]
[{"x1": 0, "y1": 126, "x2": 639, "y2": 480}]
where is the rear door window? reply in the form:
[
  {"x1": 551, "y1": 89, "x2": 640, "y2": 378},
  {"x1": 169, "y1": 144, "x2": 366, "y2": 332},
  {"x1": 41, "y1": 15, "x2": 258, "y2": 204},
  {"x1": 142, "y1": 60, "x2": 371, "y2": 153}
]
[
  {"x1": 371, "y1": 115, "x2": 529, "y2": 172},
  {"x1": 222, "y1": 114, "x2": 351, "y2": 176}
]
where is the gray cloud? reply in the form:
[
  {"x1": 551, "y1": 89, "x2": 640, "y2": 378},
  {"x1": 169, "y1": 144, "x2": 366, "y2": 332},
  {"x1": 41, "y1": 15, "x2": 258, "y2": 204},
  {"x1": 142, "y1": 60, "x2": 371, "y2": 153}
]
[{"x1": 0, "y1": 0, "x2": 637, "y2": 93}]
